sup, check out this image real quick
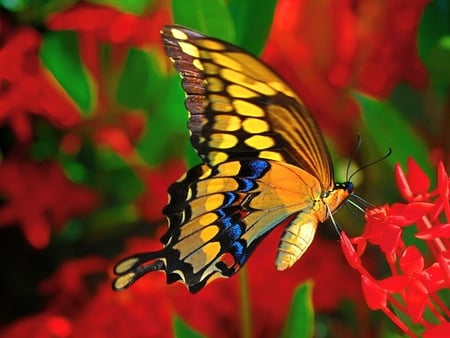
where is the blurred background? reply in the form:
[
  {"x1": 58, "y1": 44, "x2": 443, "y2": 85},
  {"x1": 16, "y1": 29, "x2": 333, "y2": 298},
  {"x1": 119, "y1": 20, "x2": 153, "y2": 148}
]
[{"x1": 0, "y1": 0, "x2": 448, "y2": 337}]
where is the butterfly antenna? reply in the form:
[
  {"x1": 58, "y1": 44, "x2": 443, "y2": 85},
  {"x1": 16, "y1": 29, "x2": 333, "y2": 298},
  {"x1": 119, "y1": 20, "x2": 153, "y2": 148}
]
[
  {"x1": 346, "y1": 134, "x2": 362, "y2": 181},
  {"x1": 348, "y1": 147, "x2": 392, "y2": 182},
  {"x1": 345, "y1": 197, "x2": 370, "y2": 221},
  {"x1": 349, "y1": 194, "x2": 373, "y2": 210}
]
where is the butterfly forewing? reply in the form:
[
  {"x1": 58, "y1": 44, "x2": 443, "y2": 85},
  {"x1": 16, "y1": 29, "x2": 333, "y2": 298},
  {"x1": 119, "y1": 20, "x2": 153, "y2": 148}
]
[{"x1": 161, "y1": 25, "x2": 333, "y2": 190}]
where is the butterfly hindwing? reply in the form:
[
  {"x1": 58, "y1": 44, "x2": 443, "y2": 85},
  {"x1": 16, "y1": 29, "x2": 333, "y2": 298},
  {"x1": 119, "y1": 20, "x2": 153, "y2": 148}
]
[
  {"x1": 161, "y1": 25, "x2": 333, "y2": 190},
  {"x1": 163, "y1": 159, "x2": 326, "y2": 292}
]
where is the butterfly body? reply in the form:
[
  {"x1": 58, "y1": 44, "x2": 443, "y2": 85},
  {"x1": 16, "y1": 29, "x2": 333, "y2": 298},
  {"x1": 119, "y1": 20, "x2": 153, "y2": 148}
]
[{"x1": 113, "y1": 25, "x2": 353, "y2": 293}]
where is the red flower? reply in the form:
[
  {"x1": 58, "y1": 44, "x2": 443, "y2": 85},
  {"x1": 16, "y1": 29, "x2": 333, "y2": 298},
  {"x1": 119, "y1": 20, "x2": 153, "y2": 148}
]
[
  {"x1": 135, "y1": 159, "x2": 186, "y2": 222},
  {"x1": 0, "y1": 17, "x2": 80, "y2": 143},
  {"x1": 0, "y1": 158, "x2": 98, "y2": 248},
  {"x1": 263, "y1": 0, "x2": 428, "y2": 147},
  {"x1": 340, "y1": 159, "x2": 450, "y2": 336}
]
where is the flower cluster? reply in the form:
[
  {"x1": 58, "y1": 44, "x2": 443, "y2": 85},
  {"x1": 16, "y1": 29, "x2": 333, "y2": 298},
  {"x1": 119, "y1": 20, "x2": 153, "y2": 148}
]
[
  {"x1": 263, "y1": 0, "x2": 429, "y2": 149},
  {"x1": 341, "y1": 159, "x2": 450, "y2": 337}
]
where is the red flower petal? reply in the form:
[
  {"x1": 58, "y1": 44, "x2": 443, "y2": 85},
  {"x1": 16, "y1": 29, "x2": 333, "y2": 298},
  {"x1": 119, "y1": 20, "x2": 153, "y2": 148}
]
[
  {"x1": 424, "y1": 322, "x2": 450, "y2": 338},
  {"x1": 361, "y1": 275, "x2": 387, "y2": 310},
  {"x1": 395, "y1": 163, "x2": 414, "y2": 201},
  {"x1": 406, "y1": 157, "x2": 430, "y2": 196},
  {"x1": 388, "y1": 202, "x2": 434, "y2": 225},
  {"x1": 405, "y1": 280, "x2": 428, "y2": 322},
  {"x1": 399, "y1": 246, "x2": 424, "y2": 274},
  {"x1": 416, "y1": 223, "x2": 450, "y2": 239}
]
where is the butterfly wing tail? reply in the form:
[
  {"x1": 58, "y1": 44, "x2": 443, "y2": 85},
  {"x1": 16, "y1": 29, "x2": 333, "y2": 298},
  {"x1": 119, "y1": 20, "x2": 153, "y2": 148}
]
[{"x1": 112, "y1": 252, "x2": 165, "y2": 291}]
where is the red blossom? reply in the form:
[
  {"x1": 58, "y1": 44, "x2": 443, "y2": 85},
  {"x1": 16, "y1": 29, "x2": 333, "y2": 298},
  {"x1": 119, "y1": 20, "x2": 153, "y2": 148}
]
[
  {"x1": 46, "y1": 3, "x2": 171, "y2": 48},
  {"x1": 135, "y1": 159, "x2": 187, "y2": 222},
  {"x1": 0, "y1": 158, "x2": 98, "y2": 248},
  {"x1": 341, "y1": 160, "x2": 450, "y2": 335},
  {"x1": 395, "y1": 157, "x2": 431, "y2": 201},
  {"x1": 39, "y1": 257, "x2": 109, "y2": 311},
  {"x1": 92, "y1": 111, "x2": 147, "y2": 157},
  {"x1": 263, "y1": 0, "x2": 428, "y2": 147},
  {"x1": 0, "y1": 17, "x2": 80, "y2": 143}
]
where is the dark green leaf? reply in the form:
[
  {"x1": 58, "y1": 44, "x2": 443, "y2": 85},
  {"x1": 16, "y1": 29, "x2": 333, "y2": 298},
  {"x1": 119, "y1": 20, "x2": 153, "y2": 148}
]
[
  {"x1": 228, "y1": 0, "x2": 277, "y2": 55},
  {"x1": 173, "y1": 316, "x2": 204, "y2": 338},
  {"x1": 171, "y1": 0, "x2": 236, "y2": 42},
  {"x1": 87, "y1": 0, "x2": 155, "y2": 14},
  {"x1": 356, "y1": 94, "x2": 433, "y2": 177},
  {"x1": 282, "y1": 281, "x2": 315, "y2": 338},
  {"x1": 40, "y1": 31, "x2": 93, "y2": 115},
  {"x1": 137, "y1": 75, "x2": 192, "y2": 165},
  {"x1": 117, "y1": 48, "x2": 164, "y2": 109}
]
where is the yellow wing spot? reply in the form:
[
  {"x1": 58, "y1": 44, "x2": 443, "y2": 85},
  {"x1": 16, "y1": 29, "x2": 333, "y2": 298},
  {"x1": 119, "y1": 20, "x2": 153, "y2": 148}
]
[
  {"x1": 242, "y1": 118, "x2": 270, "y2": 134},
  {"x1": 269, "y1": 81, "x2": 297, "y2": 98},
  {"x1": 209, "y1": 133, "x2": 239, "y2": 149},
  {"x1": 170, "y1": 28, "x2": 188, "y2": 40},
  {"x1": 211, "y1": 101, "x2": 233, "y2": 112},
  {"x1": 184, "y1": 242, "x2": 221, "y2": 273},
  {"x1": 114, "y1": 257, "x2": 140, "y2": 274},
  {"x1": 210, "y1": 94, "x2": 231, "y2": 104},
  {"x1": 208, "y1": 151, "x2": 228, "y2": 164},
  {"x1": 220, "y1": 68, "x2": 276, "y2": 96},
  {"x1": 245, "y1": 135, "x2": 275, "y2": 150},
  {"x1": 178, "y1": 42, "x2": 200, "y2": 58},
  {"x1": 193, "y1": 59, "x2": 204, "y2": 71},
  {"x1": 210, "y1": 52, "x2": 243, "y2": 71},
  {"x1": 113, "y1": 273, "x2": 136, "y2": 290},
  {"x1": 233, "y1": 99, "x2": 265, "y2": 117},
  {"x1": 203, "y1": 62, "x2": 218, "y2": 75},
  {"x1": 220, "y1": 68, "x2": 277, "y2": 96},
  {"x1": 259, "y1": 150, "x2": 284, "y2": 162},
  {"x1": 204, "y1": 194, "x2": 225, "y2": 212},
  {"x1": 232, "y1": 52, "x2": 282, "y2": 84},
  {"x1": 186, "y1": 187, "x2": 193, "y2": 201},
  {"x1": 199, "y1": 225, "x2": 220, "y2": 242},
  {"x1": 207, "y1": 77, "x2": 224, "y2": 92},
  {"x1": 213, "y1": 115, "x2": 241, "y2": 131},
  {"x1": 227, "y1": 84, "x2": 258, "y2": 98},
  {"x1": 198, "y1": 212, "x2": 218, "y2": 226},
  {"x1": 217, "y1": 161, "x2": 242, "y2": 176},
  {"x1": 206, "y1": 177, "x2": 239, "y2": 194},
  {"x1": 198, "y1": 167, "x2": 212, "y2": 180},
  {"x1": 196, "y1": 39, "x2": 226, "y2": 51}
]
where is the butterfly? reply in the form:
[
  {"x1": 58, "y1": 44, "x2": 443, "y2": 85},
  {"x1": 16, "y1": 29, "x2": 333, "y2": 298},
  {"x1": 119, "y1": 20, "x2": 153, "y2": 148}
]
[{"x1": 112, "y1": 25, "x2": 353, "y2": 293}]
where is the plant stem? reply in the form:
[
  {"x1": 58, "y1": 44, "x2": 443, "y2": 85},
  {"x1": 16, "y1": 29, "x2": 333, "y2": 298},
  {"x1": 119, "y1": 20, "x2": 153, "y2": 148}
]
[{"x1": 239, "y1": 266, "x2": 252, "y2": 338}]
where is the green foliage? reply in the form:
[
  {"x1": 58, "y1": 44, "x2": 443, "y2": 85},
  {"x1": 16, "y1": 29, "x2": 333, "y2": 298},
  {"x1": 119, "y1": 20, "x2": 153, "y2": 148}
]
[
  {"x1": 117, "y1": 48, "x2": 164, "y2": 109},
  {"x1": 357, "y1": 94, "x2": 433, "y2": 177},
  {"x1": 88, "y1": 0, "x2": 155, "y2": 14},
  {"x1": 173, "y1": 316, "x2": 204, "y2": 338},
  {"x1": 40, "y1": 31, "x2": 93, "y2": 115},
  {"x1": 228, "y1": 0, "x2": 277, "y2": 55},
  {"x1": 282, "y1": 281, "x2": 315, "y2": 338},
  {"x1": 172, "y1": 0, "x2": 236, "y2": 42}
]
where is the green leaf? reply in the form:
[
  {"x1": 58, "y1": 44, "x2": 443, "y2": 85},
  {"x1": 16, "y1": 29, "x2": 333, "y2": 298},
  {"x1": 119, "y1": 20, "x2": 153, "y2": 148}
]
[
  {"x1": 356, "y1": 94, "x2": 433, "y2": 177},
  {"x1": 173, "y1": 316, "x2": 204, "y2": 338},
  {"x1": 137, "y1": 75, "x2": 192, "y2": 165},
  {"x1": 228, "y1": 0, "x2": 277, "y2": 55},
  {"x1": 282, "y1": 281, "x2": 315, "y2": 338},
  {"x1": 87, "y1": 0, "x2": 155, "y2": 14},
  {"x1": 171, "y1": 0, "x2": 236, "y2": 42},
  {"x1": 40, "y1": 31, "x2": 93, "y2": 115},
  {"x1": 117, "y1": 48, "x2": 164, "y2": 109}
]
